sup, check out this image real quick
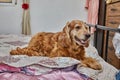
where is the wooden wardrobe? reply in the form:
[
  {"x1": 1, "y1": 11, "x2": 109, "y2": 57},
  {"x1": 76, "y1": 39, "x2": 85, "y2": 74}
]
[{"x1": 105, "y1": 0, "x2": 120, "y2": 69}]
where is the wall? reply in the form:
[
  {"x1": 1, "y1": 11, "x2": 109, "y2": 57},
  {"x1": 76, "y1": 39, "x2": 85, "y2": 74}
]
[
  {"x1": 0, "y1": 0, "x2": 22, "y2": 34},
  {"x1": 0, "y1": 0, "x2": 87, "y2": 35}
]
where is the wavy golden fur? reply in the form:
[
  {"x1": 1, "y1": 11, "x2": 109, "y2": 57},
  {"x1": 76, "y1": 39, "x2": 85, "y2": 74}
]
[{"x1": 10, "y1": 20, "x2": 102, "y2": 70}]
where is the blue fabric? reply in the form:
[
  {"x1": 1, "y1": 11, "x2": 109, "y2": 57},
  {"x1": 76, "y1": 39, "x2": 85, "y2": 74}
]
[{"x1": 116, "y1": 71, "x2": 120, "y2": 80}]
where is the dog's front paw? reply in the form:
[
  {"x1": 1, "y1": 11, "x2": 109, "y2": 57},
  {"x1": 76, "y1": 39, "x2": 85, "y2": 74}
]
[
  {"x1": 10, "y1": 47, "x2": 21, "y2": 55},
  {"x1": 10, "y1": 50, "x2": 19, "y2": 55},
  {"x1": 81, "y1": 57, "x2": 102, "y2": 70},
  {"x1": 88, "y1": 61, "x2": 102, "y2": 70}
]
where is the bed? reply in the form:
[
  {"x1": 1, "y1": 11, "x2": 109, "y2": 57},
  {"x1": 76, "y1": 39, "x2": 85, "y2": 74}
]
[{"x1": 0, "y1": 24, "x2": 119, "y2": 80}]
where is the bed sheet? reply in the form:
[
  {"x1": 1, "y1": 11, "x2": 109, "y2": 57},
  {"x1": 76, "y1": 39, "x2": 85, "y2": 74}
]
[{"x1": 0, "y1": 34, "x2": 118, "y2": 80}]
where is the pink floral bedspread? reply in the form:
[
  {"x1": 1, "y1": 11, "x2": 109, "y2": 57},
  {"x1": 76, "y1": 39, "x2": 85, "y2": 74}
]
[{"x1": 0, "y1": 63, "x2": 92, "y2": 80}]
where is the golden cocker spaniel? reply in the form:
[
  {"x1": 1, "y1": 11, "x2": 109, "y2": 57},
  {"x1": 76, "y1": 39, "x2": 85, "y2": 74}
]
[{"x1": 10, "y1": 20, "x2": 102, "y2": 70}]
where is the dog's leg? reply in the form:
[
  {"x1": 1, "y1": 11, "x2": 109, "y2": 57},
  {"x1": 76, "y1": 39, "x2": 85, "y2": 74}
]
[
  {"x1": 81, "y1": 57, "x2": 102, "y2": 70},
  {"x1": 10, "y1": 47, "x2": 41, "y2": 56}
]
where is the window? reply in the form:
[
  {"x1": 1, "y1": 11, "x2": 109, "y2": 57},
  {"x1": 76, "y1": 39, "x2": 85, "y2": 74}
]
[
  {"x1": 0, "y1": 0, "x2": 12, "y2": 3},
  {"x1": 0, "y1": 0, "x2": 16, "y2": 5}
]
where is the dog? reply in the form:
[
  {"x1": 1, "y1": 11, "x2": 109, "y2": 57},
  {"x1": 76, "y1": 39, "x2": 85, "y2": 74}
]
[{"x1": 10, "y1": 20, "x2": 102, "y2": 70}]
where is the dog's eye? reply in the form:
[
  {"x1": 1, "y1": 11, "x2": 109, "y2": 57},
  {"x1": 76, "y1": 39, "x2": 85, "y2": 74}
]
[
  {"x1": 75, "y1": 26, "x2": 80, "y2": 30},
  {"x1": 85, "y1": 26, "x2": 89, "y2": 30},
  {"x1": 85, "y1": 26, "x2": 89, "y2": 31}
]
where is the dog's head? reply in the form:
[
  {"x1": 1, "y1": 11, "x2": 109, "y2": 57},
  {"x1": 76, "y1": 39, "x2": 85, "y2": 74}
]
[{"x1": 63, "y1": 20, "x2": 91, "y2": 47}]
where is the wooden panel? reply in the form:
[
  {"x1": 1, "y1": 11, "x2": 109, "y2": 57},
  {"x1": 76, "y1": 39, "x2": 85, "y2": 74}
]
[
  {"x1": 111, "y1": 0, "x2": 120, "y2": 3},
  {"x1": 107, "y1": 51, "x2": 120, "y2": 69},
  {"x1": 105, "y1": 1, "x2": 120, "y2": 69},
  {"x1": 109, "y1": 31, "x2": 115, "y2": 38},
  {"x1": 106, "y1": 2, "x2": 120, "y2": 17},
  {"x1": 107, "y1": 38, "x2": 120, "y2": 69},
  {"x1": 106, "y1": 16, "x2": 120, "y2": 28},
  {"x1": 107, "y1": 41, "x2": 120, "y2": 69},
  {"x1": 105, "y1": 16, "x2": 120, "y2": 37},
  {"x1": 108, "y1": 37, "x2": 115, "y2": 50}
]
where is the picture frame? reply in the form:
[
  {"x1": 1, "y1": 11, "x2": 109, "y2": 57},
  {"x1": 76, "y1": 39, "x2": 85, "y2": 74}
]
[{"x1": 0, "y1": 0, "x2": 17, "y2": 6}]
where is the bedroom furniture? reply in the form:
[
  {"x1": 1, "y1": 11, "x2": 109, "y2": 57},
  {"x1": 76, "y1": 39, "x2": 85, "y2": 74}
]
[
  {"x1": 106, "y1": 0, "x2": 120, "y2": 4},
  {"x1": 105, "y1": 0, "x2": 120, "y2": 69}
]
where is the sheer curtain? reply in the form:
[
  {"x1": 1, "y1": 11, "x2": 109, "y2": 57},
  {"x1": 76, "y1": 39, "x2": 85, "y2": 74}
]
[
  {"x1": 85, "y1": 0, "x2": 99, "y2": 45},
  {"x1": 22, "y1": 0, "x2": 31, "y2": 35}
]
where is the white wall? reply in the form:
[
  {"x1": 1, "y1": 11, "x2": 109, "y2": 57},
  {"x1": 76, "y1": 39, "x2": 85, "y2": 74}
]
[
  {"x1": 0, "y1": 0, "x2": 22, "y2": 34},
  {"x1": 0, "y1": 0, "x2": 87, "y2": 35}
]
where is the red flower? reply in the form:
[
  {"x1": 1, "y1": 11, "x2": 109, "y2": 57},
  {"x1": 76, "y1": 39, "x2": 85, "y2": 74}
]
[{"x1": 22, "y1": 3, "x2": 29, "y2": 10}]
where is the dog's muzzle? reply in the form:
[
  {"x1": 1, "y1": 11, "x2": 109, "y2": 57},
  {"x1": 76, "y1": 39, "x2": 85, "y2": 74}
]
[{"x1": 74, "y1": 34, "x2": 90, "y2": 46}]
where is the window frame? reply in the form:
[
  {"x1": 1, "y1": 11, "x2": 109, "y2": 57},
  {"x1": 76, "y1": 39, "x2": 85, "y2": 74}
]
[{"x1": 0, "y1": 0, "x2": 16, "y2": 6}]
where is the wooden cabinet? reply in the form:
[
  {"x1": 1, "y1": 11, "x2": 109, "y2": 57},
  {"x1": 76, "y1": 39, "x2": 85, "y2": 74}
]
[
  {"x1": 112, "y1": 0, "x2": 120, "y2": 2},
  {"x1": 105, "y1": 1, "x2": 120, "y2": 69},
  {"x1": 107, "y1": 0, "x2": 120, "y2": 4}
]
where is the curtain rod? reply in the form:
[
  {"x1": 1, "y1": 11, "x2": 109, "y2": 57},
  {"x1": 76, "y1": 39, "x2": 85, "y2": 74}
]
[{"x1": 87, "y1": 24, "x2": 120, "y2": 33}]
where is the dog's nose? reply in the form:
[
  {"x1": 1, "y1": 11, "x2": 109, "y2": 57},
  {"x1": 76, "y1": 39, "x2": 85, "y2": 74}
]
[{"x1": 85, "y1": 34, "x2": 90, "y2": 38}]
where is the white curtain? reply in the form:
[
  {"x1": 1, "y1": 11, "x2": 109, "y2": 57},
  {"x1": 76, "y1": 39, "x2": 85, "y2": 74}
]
[{"x1": 22, "y1": 0, "x2": 31, "y2": 35}]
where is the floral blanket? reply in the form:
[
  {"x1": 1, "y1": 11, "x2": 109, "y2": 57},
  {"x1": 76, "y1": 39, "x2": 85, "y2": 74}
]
[{"x1": 0, "y1": 34, "x2": 118, "y2": 80}]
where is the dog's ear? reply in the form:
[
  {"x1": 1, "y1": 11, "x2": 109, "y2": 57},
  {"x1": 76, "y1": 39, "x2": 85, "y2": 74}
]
[{"x1": 63, "y1": 22, "x2": 71, "y2": 39}]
